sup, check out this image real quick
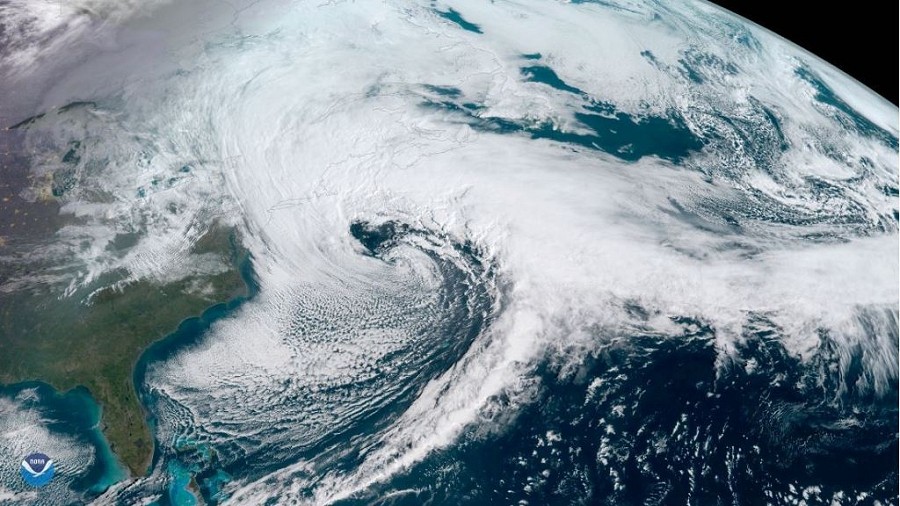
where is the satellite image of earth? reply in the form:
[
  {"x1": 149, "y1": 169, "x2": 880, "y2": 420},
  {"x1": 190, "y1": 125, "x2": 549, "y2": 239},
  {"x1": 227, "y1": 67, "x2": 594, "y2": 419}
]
[{"x1": 0, "y1": 0, "x2": 896, "y2": 504}]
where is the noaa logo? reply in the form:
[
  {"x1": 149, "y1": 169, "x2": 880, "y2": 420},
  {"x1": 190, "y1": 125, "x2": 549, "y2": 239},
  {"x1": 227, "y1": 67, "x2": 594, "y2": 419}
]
[{"x1": 20, "y1": 453, "x2": 55, "y2": 487}]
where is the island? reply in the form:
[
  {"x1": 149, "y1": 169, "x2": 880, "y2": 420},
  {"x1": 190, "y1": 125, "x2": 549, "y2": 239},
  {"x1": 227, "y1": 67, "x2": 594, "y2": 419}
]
[{"x1": 0, "y1": 224, "x2": 250, "y2": 476}]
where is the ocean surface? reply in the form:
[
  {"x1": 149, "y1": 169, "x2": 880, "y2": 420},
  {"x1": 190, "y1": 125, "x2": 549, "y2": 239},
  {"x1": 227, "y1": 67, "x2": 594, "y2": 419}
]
[
  {"x1": 0, "y1": 382, "x2": 125, "y2": 503},
  {"x1": 0, "y1": 0, "x2": 896, "y2": 504}
]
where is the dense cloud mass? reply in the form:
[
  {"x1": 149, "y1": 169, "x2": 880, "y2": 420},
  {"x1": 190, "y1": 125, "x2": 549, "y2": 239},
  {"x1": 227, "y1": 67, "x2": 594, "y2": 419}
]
[{"x1": 0, "y1": 0, "x2": 896, "y2": 504}]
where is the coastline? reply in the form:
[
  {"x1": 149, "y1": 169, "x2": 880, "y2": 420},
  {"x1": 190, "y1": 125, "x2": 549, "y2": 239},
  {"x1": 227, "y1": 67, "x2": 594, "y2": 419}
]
[
  {"x1": 0, "y1": 253, "x2": 256, "y2": 500},
  {"x1": 133, "y1": 252, "x2": 258, "y2": 476},
  {"x1": 0, "y1": 381, "x2": 127, "y2": 498}
]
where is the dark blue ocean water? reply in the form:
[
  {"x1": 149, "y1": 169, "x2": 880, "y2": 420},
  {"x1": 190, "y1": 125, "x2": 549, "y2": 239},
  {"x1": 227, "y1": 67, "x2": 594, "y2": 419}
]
[
  {"x1": 341, "y1": 316, "x2": 899, "y2": 505},
  {"x1": 132, "y1": 255, "x2": 260, "y2": 505},
  {"x1": 0, "y1": 256, "x2": 258, "y2": 505},
  {"x1": 421, "y1": 57, "x2": 705, "y2": 164},
  {"x1": 5, "y1": 227, "x2": 897, "y2": 506},
  {"x1": 133, "y1": 221, "x2": 502, "y2": 505}
]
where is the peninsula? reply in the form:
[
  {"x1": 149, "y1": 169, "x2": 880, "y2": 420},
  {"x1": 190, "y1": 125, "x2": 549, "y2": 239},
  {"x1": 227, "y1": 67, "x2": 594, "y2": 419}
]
[{"x1": 0, "y1": 225, "x2": 249, "y2": 476}]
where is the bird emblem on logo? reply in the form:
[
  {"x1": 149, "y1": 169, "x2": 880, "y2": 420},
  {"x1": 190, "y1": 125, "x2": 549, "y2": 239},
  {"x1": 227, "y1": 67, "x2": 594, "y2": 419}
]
[{"x1": 20, "y1": 453, "x2": 55, "y2": 487}]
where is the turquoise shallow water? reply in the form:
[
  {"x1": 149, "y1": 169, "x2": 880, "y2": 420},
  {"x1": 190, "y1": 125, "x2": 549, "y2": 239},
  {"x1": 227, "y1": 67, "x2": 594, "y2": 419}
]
[
  {"x1": 165, "y1": 461, "x2": 199, "y2": 506},
  {"x1": 0, "y1": 0, "x2": 896, "y2": 503},
  {"x1": 133, "y1": 255, "x2": 258, "y2": 505},
  {"x1": 126, "y1": 223, "x2": 501, "y2": 505},
  {"x1": 0, "y1": 257, "x2": 257, "y2": 504},
  {"x1": 0, "y1": 381, "x2": 127, "y2": 499}
]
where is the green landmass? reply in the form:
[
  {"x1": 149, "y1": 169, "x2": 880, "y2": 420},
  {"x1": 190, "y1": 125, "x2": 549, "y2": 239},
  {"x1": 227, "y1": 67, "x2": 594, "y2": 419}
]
[{"x1": 0, "y1": 224, "x2": 249, "y2": 476}]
